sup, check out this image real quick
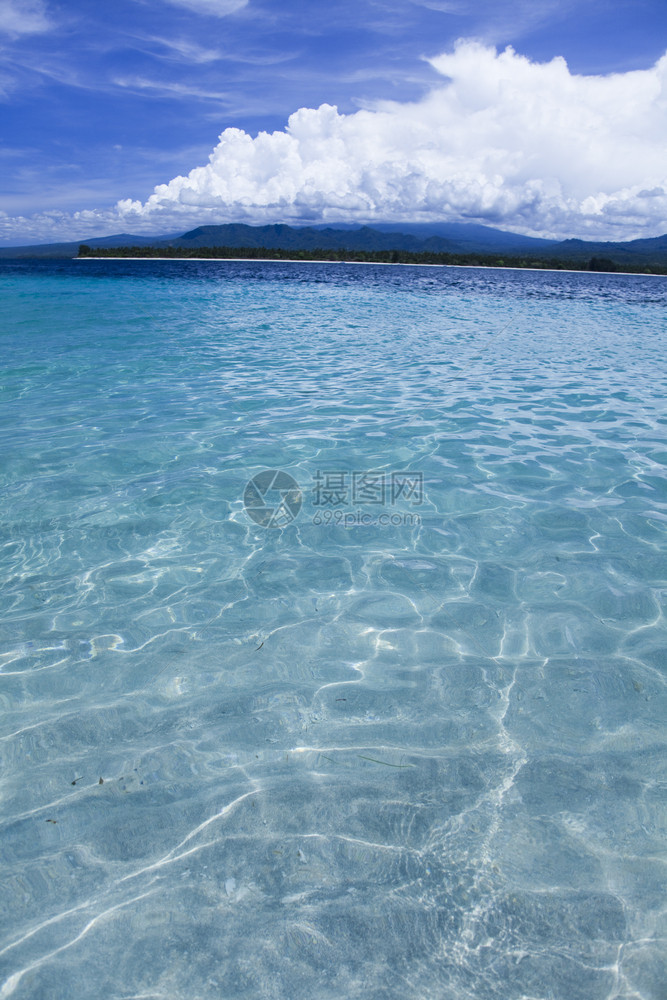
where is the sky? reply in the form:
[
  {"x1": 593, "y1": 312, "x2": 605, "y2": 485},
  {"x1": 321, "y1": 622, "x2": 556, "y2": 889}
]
[{"x1": 1, "y1": 0, "x2": 667, "y2": 245}]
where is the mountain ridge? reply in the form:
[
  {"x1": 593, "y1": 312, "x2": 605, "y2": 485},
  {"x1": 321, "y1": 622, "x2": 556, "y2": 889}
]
[{"x1": 1, "y1": 221, "x2": 667, "y2": 264}]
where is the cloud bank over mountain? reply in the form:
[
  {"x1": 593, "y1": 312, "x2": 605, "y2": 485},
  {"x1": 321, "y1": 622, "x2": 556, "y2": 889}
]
[{"x1": 3, "y1": 41, "x2": 667, "y2": 243}]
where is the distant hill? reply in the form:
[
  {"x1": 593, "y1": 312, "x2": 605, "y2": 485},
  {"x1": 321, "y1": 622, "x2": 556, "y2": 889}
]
[
  {"x1": 165, "y1": 224, "x2": 667, "y2": 264},
  {"x1": 545, "y1": 235, "x2": 667, "y2": 264},
  {"x1": 356, "y1": 222, "x2": 559, "y2": 254},
  {"x1": 166, "y1": 223, "x2": 460, "y2": 253},
  {"x1": 164, "y1": 222, "x2": 560, "y2": 255},
  {"x1": 0, "y1": 232, "x2": 180, "y2": 258},
  {"x1": 2, "y1": 221, "x2": 667, "y2": 266}
]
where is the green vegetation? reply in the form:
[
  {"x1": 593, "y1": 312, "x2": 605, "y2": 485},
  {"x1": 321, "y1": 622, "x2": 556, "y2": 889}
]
[
  {"x1": 77, "y1": 244, "x2": 667, "y2": 274},
  {"x1": 588, "y1": 257, "x2": 618, "y2": 272}
]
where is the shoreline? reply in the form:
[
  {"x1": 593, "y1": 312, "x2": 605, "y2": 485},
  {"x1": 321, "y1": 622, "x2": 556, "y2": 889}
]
[{"x1": 74, "y1": 256, "x2": 666, "y2": 277}]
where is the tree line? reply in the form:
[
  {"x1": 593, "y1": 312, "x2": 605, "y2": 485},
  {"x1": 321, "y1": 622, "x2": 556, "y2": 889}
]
[{"x1": 77, "y1": 245, "x2": 667, "y2": 274}]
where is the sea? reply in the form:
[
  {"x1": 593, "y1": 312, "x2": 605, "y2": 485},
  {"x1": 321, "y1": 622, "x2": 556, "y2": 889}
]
[{"x1": 0, "y1": 257, "x2": 665, "y2": 1000}]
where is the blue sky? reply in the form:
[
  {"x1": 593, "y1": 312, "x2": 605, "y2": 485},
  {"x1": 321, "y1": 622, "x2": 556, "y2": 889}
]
[{"x1": 1, "y1": 0, "x2": 667, "y2": 244}]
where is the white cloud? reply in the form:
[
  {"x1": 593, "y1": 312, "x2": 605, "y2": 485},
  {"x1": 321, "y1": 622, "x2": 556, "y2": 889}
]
[
  {"x1": 142, "y1": 34, "x2": 223, "y2": 63},
  {"x1": 161, "y1": 0, "x2": 249, "y2": 16},
  {"x1": 113, "y1": 75, "x2": 232, "y2": 102},
  {"x1": 0, "y1": 0, "x2": 51, "y2": 36},
  {"x1": 0, "y1": 72, "x2": 15, "y2": 97},
  {"x1": 111, "y1": 41, "x2": 667, "y2": 240},
  {"x1": 406, "y1": 1, "x2": 466, "y2": 11},
  {"x1": 3, "y1": 41, "x2": 667, "y2": 244}
]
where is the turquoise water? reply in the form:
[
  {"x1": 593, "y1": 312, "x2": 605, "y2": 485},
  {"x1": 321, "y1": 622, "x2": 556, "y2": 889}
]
[{"x1": 0, "y1": 258, "x2": 665, "y2": 999}]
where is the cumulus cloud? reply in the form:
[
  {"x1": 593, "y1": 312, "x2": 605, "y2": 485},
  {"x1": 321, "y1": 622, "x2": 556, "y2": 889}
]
[
  {"x1": 3, "y1": 40, "x2": 667, "y2": 244},
  {"x1": 114, "y1": 41, "x2": 667, "y2": 240},
  {"x1": 0, "y1": 0, "x2": 52, "y2": 36}
]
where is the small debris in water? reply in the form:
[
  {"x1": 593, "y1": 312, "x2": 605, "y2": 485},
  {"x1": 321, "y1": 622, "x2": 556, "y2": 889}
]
[{"x1": 357, "y1": 755, "x2": 415, "y2": 768}]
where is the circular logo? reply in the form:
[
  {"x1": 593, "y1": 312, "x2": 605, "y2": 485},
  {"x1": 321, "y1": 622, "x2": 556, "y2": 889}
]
[{"x1": 243, "y1": 469, "x2": 302, "y2": 527}]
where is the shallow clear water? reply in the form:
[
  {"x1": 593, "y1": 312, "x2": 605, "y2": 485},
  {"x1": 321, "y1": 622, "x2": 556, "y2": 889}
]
[{"x1": 1, "y1": 258, "x2": 666, "y2": 999}]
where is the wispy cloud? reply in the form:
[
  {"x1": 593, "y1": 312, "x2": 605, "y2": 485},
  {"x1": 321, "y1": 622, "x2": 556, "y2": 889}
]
[
  {"x1": 0, "y1": 71, "x2": 16, "y2": 97},
  {"x1": 374, "y1": 0, "x2": 581, "y2": 46},
  {"x1": 113, "y1": 75, "x2": 232, "y2": 102},
  {"x1": 470, "y1": 0, "x2": 581, "y2": 46},
  {"x1": 0, "y1": 143, "x2": 38, "y2": 157},
  {"x1": 0, "y1": 0, "x2": 52, "y2": 37},
  {"x1": 160, "y1": 0, "x2": 249, "y2": 16},
  {"x1": 135, "y1": 32, "x2": 296, "y2": 67},
  {"x1": 0, "y1": 139, "x2": 215, "y2": 220},
  {"x1": 142, "y1": 34, "x2": 223, "y2": 63},
  {"x1": 405, "y1": 1, "x2": 463, "y2": 11}
]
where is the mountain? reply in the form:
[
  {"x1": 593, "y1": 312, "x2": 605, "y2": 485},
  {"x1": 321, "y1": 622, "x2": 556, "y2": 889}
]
[
  {"x1": 164, "y1": 221, "x2": 560, "y2": 254},
  {"x1": 1, "y1": 221, "x2": 667, "y2": 265},
  {"x1": 0, "y1": 232, "x2": 180, "y2": 258},
  {"x1": 544, "y1": 235, "x2": 667, "y2": 264},
  {"x1": 165, "y1": 224, "x2": 667, "y2": 263},
  {"x1": 357, "y1": 222, "x2": 558, "y2": 253},
  {"x1": 166, "y1": 223, "x2": 460, "y2": 253}
]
